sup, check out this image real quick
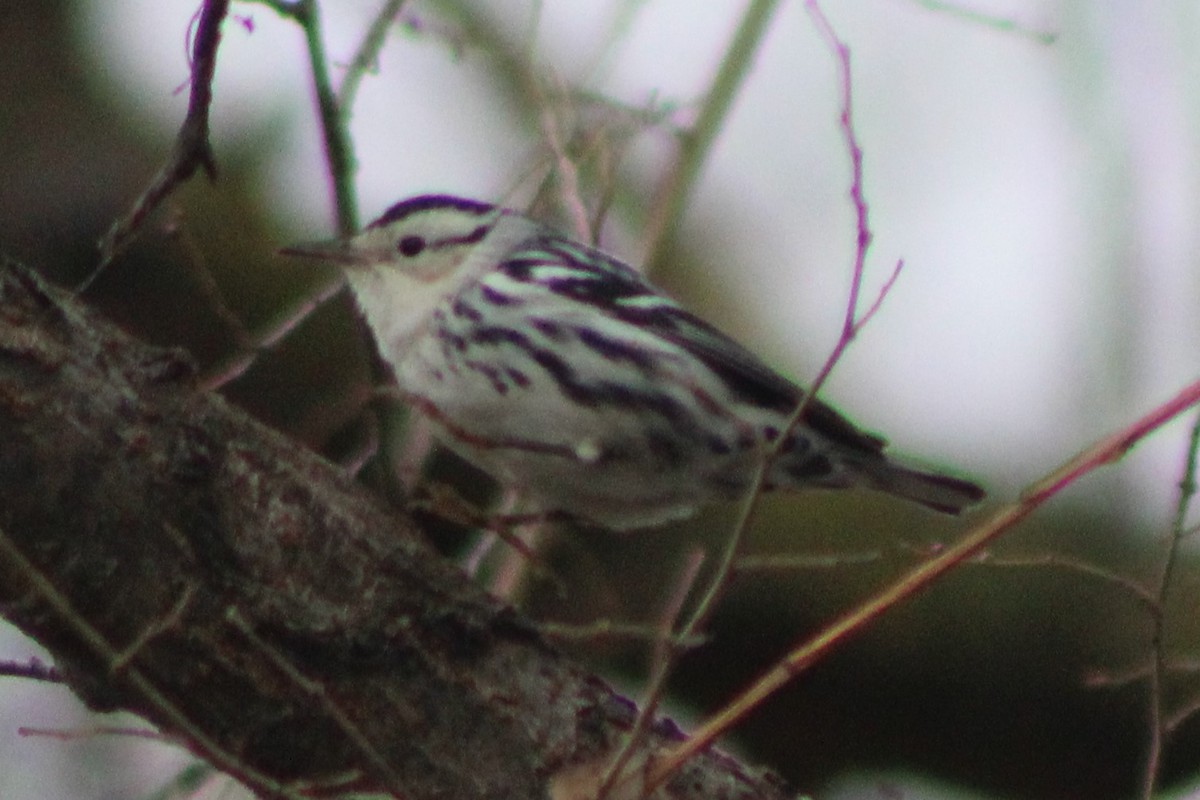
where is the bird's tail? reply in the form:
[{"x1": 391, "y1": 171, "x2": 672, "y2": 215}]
[{"x1": 856, "y1": 458, "x2": 985, "y2": 515}]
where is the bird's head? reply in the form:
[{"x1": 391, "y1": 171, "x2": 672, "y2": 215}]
[
  {"x1": 279, "y1": 194, "x2": 537, "y2": 354},
  {"x1": 279, "y1": 194, "x2": 522, "y2": 280}
]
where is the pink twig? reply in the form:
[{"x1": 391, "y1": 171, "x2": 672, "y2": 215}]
[{"x1": 649, "y1": 379, "x2": 1200, "y2": 789}]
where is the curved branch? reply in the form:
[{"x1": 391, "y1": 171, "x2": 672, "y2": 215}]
[{"x1": 92, "y1": 0, "x2": 228, "y2": 285}]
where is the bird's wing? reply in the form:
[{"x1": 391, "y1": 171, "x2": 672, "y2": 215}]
[{"x1": 491, "y1": 234, "x2": 886, "y2": 455}]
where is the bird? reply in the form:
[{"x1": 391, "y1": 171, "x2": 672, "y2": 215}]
[{"x1": 280, "y1": 193, "x2": 983, "y2": 530}]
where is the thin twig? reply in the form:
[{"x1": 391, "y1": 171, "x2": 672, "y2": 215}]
[
  {"x1": 166, "y1": 208, "x2": 255, "y2": 351},
  {"x1": 810, "y1": 0, "x2": 876, "y2": 344},
  {"x1": 257, "y1": 0, "x2": 420, "y2": 512},
  {"x1": 643, "y1": 0, "x2": 782, "y2": 270},
  {"x1": 1084, "y1": 661, "x2": 1155, "y2": 690},
  {"x1": 1167, "y1": 685, "x2": 1200, "y2": 734},
  {"x1": 596, "y1": 548, "x2": 707, "y2": 800},
  {"x1": 197, "y1": 270, "x2": 346, "y2": 391},
  {"x1": 720, "y1": 0, "x2": 901, "y2": 587},
  {"x1": 292, "y1": 0, "x2": 359, "y2": 234},
  {"x1": 736, "y1": 550, "x2": 884, "y2": 573},
  {"x1": 19, "y1": 725, "x2": 167, "y2": 742},
  {"x1": 250, "y1": 0, "x2": 359, "y2": 232},
  {"x1": 0, "y1": 524, "x2": 307, "y2": 799},
  {"x1": 646, "y1": 379, "x2": 1200, "y2": 790},
  {"x1": 87, "y1": 0, "x2": 229, "y2": 291},
  {"x1": 1086, "y1": 657, "x2": 1200, "y2": 691},
  {"x1": 0, "y1": 658, "x2": 62, "y2": 683},
  {"x1": 406, "y1": 482, "x2": 556, "y2": 573},
  {"x1": 968, "y1": 551, "x2": 1160, "y2": 616},
  {"x1": 535, "y1": 82, "x2": 594, "y2": 242},
  {"x1": 339, "y1": 0, "x2": 408, "y2": 114},
  {"x1": 112, "y1": 584, "x2": 198, "y2": 672},
  {"x1": 853, "y1": 258, "x2": 904, "y2": 335},
  {"x1": 225, "y1": 607, "x2": 406, "y2": 796},
  {"x1": 1140, "y1": 411, "x2": 1200, "y2": 799},
  {"x1": 913, "y1": 0, "x2": 1057, "y2": 45},
  {"x1": 538, "y1": 620, "x2": 706, "y2": 648},
  {"x1": 624, "y1": 7, "x2": 900, "y2": 791}
]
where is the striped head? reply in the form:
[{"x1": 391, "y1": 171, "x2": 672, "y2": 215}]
[{"x1": 280, "y1": 194, "x2": 540, "y2": 356}]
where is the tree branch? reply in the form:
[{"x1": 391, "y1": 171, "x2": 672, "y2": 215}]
[
  {"x1": 0, "y1": 258, "x2": 791, "y2": 800},
  {"x1": 91, "y1": 0, "x2": 229, "y2": 286}
]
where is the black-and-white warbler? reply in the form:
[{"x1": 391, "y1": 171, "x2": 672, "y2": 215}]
[{"x1": 281, "y1": 194, "x2": 983, "y2": 529}]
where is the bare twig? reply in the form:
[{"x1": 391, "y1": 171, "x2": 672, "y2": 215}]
[
  {"x1": 406, "y1": 481, "x2": 556, "y2": 571},
  {"x1": 20, "y1": 725, "x2": 167, "y2": 742},
  {"x1": 536, "y1": 86, "x2": 595, "y2": 243},
  {"x1": 253, "y1": 0, "x2": 421, "y2": 511},
  {"x1": 643, "y1": 0, "x2": 783, "y2": 270},
  {"x1": 0, "y1": 523, "x2": 306, "y2": 799},
  {"x1": 278, "y1": 0, "x2": 359, "y2": 233},
  {"x1": 166, "y1": 208, "x2": 255, "y2": 351},
  {"x1": 647, "y1": 379, "x2": 1200, "y2": 789},
  {"x1": 1140, "y1": 411, "x2": 1200, "y2": 799},
  {"x1": 339, "y1": 0, "x2": 409, "y2": 114},
  {"x1": 88, "y1": 0, "x2": 229, "y2": 290},
  {"x1": 1168, "y1": 684, "x2": 1200, "y2": 734},
  {"x1": 1085, "y1": 657, "x2": 1200, "y2": 691},
  {"x1": 523, "y1": 91, "x2": 675, "y2": 242},
  {"x1": 1084, "y1": 662, "x2": 1155, "y2": 690},
  {"x1": 968, "y1": 551, "x2": 1160, "y2": 615},
  {"x1": 914, "y1": 0, "x2": 1057, "y2": 45},
  {"x1": 596, "y1": 548, "x2": 706, "y2": 800},
  {"x1": 0, "y1": 658, "x2": 62, "y2": 683},
  {"x1": 727, "y1": 0, "x2": 902, "y2": 572},
  {"x1": 598, "y1": 9, "x2": 907, "y2": 793},
  {"x1": 112, "y1": 584, "x2": 198, "y2": 672},
  {"x1": 736, "y1": 550, "x2": 884, "y2": 573},
  {"x1": 225, "y1": 607, "x2": 406, "y2": 796},
  {"x1": 248, "y1": 0, "x2": 358, "y2": 231},
  {"x1": 538, "y1": 621, "x2": 706, "y2": 648},
  {"x1": 197, "y1": 270, "x2": 345, "y2": 391}
]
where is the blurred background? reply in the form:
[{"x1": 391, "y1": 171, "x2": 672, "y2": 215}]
[{"x1": 2, "y1": 1, "x2": 1199, "y2": 798}]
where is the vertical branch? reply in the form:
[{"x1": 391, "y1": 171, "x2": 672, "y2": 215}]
[
  {"x1": 610, "y1": 6, "x2": 903, "y2": 793},
  {"x1": 1140, "y1": 411, "x2": 1200, "y2": 799},
  {"x1": 643, "y1": 0, "x2": 782, "y2": 271},
  {"x1": 710, "y1": 0, "x2": 900, "y2": 647},
  {"x1": 290, "y1": 0, "x2": 360, "y2": 234},
  {"x1": 683, "y1": 0, "x2": 887, "y2": 713},
  {"x1": 256, "y1": 0, "x2": 417, "y2": 506},
  {"x1": 260, "y1": 0, "x2": 407, "y2": 231},
  {"x1": 657, "y1": 4, "x2": 899, "y2": 665},
  {"x1": 810, "y1": 0, "x2": 870, "y2": 342},
  {"x1": 255, "y1": 0, "x2": 359, "y2": 232},
  {"x1": 535, "y1": 87, "x2": 594, "y2": 242},
  {"x1": 596, "y1": 549, "x2": 706, "y2": 800}
]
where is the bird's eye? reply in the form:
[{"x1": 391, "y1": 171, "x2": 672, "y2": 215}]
[{"x1": 397, "y1": 235, "x2": 426, "y2": 257}]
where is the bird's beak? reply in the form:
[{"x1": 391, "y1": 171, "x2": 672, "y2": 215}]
[{"x1": 277, "y1": 239, "x2": 367, "y2": 267}]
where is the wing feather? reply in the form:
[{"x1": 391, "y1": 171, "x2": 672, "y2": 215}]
[{"x1": 496, "y1": 234, "x2": 886, "y2": 456}]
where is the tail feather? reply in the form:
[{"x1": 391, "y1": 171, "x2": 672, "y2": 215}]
[{"x1": 858, "y1": 459, "x2": 985, "y2": 515}]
